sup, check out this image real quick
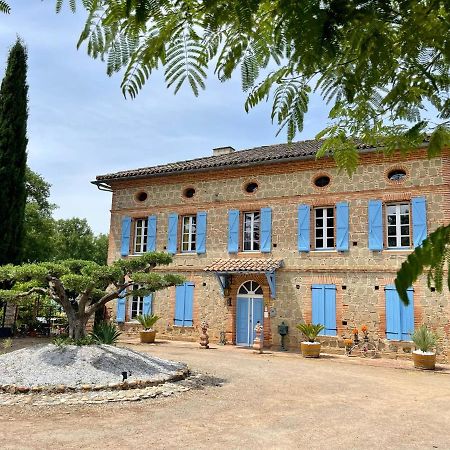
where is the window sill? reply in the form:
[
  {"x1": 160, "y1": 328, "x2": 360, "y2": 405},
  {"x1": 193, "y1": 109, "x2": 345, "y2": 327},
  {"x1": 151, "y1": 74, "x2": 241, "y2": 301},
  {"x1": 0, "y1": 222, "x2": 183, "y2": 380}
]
[
  {"x1": 237, "y1": 251, "x2": 262, "y2": 255},
  {"x1": 174, "y1": 252, "x2": 198, "y2": 256},
  {"x1": 310, "y1": 250, "x2": 338, "y2": 254},
  {"x1": 384, "y1": 248, "x2": 412, "y2": 253},
  {"x1": 172, "y1": 325, "x2": 195, "y2": 329}
]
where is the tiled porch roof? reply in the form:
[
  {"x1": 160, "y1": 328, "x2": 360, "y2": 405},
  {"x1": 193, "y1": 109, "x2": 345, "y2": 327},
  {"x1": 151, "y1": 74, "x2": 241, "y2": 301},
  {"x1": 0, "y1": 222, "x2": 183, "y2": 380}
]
[{"x1": 204, "y1": 258, "x2": 283, "y2": 273}]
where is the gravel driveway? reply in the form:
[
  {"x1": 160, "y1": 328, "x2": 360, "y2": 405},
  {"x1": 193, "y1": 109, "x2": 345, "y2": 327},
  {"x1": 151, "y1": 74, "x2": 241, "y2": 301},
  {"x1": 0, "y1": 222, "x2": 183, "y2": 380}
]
[{"x1": 2, "y1": 339, "x2": 450, "y2": 449}]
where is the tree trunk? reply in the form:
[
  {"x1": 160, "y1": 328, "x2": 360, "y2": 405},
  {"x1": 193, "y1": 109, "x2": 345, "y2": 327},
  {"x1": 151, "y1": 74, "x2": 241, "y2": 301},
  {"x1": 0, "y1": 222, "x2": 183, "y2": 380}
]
[{"x1": 66, "y1": 311, "x2": 90, "y2": 340}]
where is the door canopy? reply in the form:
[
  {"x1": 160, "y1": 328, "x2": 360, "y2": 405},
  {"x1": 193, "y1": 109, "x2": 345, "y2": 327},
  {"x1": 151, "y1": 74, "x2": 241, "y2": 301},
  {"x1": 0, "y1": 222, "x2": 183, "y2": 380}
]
[{"x1": 204, "y1": 258, "x2": 283, "y2": 299}]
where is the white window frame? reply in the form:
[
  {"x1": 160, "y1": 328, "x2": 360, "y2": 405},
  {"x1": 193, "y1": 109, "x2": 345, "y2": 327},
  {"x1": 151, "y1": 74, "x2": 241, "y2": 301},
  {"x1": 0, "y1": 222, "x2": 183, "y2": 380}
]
[
  {"x1": 134, "y1": 218, "x2": 148, "y2": 254},
  {"x1": 242, "y1": 211, "x2": 260, "y2": 252},
  {"x1": 181, "y1": 215, "x2": 197, "y2": 253},
  {"x1": 314, "y1": 207, "x2": 335, "y2": 250},
  {"x1": 386, "y1": 202, "x2": 411, "y2": 249},
  {"x1": 130, "y1": 285, "x2": 144, "y2": 320}
]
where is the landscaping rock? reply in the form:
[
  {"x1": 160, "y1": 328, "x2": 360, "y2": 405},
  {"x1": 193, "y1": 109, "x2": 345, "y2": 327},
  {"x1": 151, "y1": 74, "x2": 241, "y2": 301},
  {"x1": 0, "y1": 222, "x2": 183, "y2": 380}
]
[{"x1": 0, "y1": 344, "x2": 188, "y2": 391}]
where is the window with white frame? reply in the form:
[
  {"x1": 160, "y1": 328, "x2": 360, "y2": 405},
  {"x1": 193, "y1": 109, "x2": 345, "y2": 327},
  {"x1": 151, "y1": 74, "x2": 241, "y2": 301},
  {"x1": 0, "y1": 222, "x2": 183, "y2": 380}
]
[
  {"x1": 134, "y1": 218, "x2": 148, "y2": 253},
  {"x1": 243, "y1": 211, "x2": 260, "y2": 251},
  {"x1": 130, "y1": 285, "x2": 144, "y2": 320},
  {"x1": 314, "y1": 207, "x2": 335, "y2": 249},
  {"x1": 386, "y1": 203, "x2": 411, "y2": 248},
  {"x1": 181, "y1": 215, "x2": 197, "y2": 252}
]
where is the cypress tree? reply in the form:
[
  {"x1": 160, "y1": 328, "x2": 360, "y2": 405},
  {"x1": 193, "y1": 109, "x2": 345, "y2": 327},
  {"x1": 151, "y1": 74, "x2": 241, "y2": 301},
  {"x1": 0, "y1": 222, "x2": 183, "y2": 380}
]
[{"x1": 0, "y1": 39, "x2": 28, "y2": 265}]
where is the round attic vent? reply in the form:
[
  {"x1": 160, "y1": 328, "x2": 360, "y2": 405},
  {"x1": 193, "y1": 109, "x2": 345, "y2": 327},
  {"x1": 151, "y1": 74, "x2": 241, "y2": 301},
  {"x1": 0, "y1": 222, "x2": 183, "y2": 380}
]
[
  {"x1": 245, "y1": 182, "x2": 258, "y2": 193},
  {"x1": 387, "y1": 169, "x2": 407, "y2": 181},
  {"x1": 183, "y1": 187, "x2": 196, "y2": 198},
  {"x1": 314, "y1": 175, "x2": 330, "y2": 188},
  {"x1": 135, "y1": 191, "x2": 148, "y2": 202}
]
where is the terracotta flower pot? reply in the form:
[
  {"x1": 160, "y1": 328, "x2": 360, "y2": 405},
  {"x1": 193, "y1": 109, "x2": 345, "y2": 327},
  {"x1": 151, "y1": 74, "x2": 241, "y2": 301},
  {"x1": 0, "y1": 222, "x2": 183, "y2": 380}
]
[
  {"x1": 300, "y1": 341, "x2": 321, "y2": 358},
  {"x1": 140, "y1": 330, "x2": 156, "y2": 344},
  {"x1": 413, "y1": 350, "x2": 436, "y2": 370}
]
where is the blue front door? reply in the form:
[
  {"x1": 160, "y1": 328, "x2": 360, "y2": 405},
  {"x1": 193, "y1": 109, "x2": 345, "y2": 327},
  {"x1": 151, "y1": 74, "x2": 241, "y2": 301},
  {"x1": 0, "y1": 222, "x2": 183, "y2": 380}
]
[{"x1": 236, "y1": 297, "x2": 264, "y2": 346}]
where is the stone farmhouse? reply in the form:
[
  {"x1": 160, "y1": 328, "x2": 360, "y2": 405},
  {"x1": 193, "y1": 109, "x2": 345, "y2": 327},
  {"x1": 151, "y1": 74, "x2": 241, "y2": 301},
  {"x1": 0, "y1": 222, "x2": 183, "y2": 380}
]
[{"x1": 94, "y1": 140, "x2": 450, "y2": 359}]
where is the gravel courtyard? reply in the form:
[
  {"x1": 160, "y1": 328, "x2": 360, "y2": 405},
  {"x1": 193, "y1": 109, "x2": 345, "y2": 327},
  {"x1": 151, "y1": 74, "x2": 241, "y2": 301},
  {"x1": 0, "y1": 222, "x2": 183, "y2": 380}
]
[{"x1": 2, "y1": 339, "x2": 450, "y2": 450}]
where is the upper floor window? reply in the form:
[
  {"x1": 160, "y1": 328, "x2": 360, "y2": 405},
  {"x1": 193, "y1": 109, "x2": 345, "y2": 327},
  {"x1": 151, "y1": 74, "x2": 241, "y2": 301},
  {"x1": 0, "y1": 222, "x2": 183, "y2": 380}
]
[
  {"x1": 369, "y1": 197, "x2": 426, "y2": 251},
  {"x1": 181, "y1": 215, "x2": 197, "y2": 252},
  {"x1": 134, "y1": 218, "x2": 148, "y2": 253},
  {"x1": 314, "y1": 207, "x2": 335, "y2": 250},
  {"x1": 167, "y1": 212, "x2": 206, "y2": 255},
  {"x1": 243, "y1": 211, "x2": 260, "y2": 251},
  {"x1": 386, "y1": 203, "x2": 410, "y2": 248}
]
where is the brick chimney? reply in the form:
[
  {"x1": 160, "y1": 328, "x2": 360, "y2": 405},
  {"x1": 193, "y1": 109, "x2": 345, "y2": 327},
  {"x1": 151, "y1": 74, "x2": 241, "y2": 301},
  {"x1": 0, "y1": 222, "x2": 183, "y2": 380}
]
[{"x1": 213, "y1": 146, "x2": 235, "y2": 156}]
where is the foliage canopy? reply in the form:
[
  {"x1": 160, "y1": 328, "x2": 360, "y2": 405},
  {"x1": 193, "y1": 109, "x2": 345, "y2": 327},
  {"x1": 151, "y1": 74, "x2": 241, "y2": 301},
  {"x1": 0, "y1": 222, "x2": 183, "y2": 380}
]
[
  {"x1": 0, "y1": 39, "x2": 28, "y2": 265},
  {"x1": 56, "y1": 0, "x2": 449, "y2": 173},
  {"x1": 0, "y1": 253, "x2": 184, "y2": 339}
]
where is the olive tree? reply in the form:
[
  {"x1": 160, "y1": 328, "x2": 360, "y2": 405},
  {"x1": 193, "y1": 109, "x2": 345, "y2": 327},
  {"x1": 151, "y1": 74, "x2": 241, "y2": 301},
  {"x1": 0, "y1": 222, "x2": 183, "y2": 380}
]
[{"x1": 0, "y1": 253, "x2": 184, "y2": 339}]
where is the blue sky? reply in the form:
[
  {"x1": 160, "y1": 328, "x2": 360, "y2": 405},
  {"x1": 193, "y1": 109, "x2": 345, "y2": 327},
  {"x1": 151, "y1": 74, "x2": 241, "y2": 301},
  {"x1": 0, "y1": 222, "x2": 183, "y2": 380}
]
[{"x1": 0, "y1": 1, "x2": 330, "y2": 234}]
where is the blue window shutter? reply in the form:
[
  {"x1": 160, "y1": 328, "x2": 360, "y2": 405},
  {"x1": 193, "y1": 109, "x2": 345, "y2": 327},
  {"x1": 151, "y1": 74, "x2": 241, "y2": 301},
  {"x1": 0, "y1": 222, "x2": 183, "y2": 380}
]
[
  {"x1": 411, "y1": 197, "x2": 427, "y2": 248},
  {"x1": 324, "y1": 285, "x2": 337, "y2": 336},
  {"x1": 368, "y1": 200, "x2": 383, "y2": 251},
  {"x1": 228, "y1": 210, "x2": 239, "y2": 253},
  {"x1": 174, "y1": 285, "x2": 185, "y2": 326},
  {"x1": 260, "y1": 207, "x2": 272, "y2": 253},
  {"x1": 120, "y1": 216, "x2": 132, "y2": 256},
  {"x1": 116, "y1": 296, "x2": 126, "y2": 323},
  {"x1": 167, "y1": 213, "x2": 178, "y2": 254},
  {"x1": 385, "y1": 285, "x2": 401, "y2": 340},
  {"x1": 401, "y1": 288, "x2": 414, "y2": 341},
  {"x1": 142, "y1": 294, "x2": 153, "y2": 316},
  {"x1": 298, "y1": 205, "x2": 310, "y2": 252},
  {"x1": 336, "y1": 201, "x2": 349, "y2": 251},
  {"x1": 183, "y1": 282, "x2": 194, "y2": 326},
  {"x1": 147, "y1": 215, "x2": 157, "y2": 252},
  {"x1": 174, "y1": 282, "x2": 194, "y2": 326},
  {"x1": 196, "y1": 211, "x2": 207, "y2": 254},
  {"x1": 311, "y1": 285, "x2": 325, "y2": 335}
]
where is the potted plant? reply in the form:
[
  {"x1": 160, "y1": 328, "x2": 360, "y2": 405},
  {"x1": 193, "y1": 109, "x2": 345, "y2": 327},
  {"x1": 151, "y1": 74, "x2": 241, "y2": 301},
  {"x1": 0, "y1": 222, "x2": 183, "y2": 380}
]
[
  {"x1": 136, "y1": 314, "x2": 160, "y2": 343},
  {"x1": 296, "y1": 323, "x2": 325, "y2": 358},
  {"x1": 411, "y1": 324, "x2": 438, "y2": 370}
]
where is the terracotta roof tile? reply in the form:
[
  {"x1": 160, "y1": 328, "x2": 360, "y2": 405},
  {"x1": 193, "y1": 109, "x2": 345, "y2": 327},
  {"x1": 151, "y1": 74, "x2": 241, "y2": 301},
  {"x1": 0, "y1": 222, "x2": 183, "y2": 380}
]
[
  {"x1": 204, "y1": 258, "x2": 284, "y2": 273},
  {"x1": 95, "y1": 139, "x2": 376, "y2": 183},
  {"x1": 96, "y1": 137, "x2": 430, "y2": 183}
]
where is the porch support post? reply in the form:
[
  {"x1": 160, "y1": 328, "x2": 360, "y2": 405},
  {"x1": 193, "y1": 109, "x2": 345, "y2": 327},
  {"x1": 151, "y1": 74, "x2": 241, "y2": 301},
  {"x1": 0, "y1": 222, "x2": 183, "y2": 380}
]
[
  {"x1": 215, "y1": 273, "x2": 230, "y2": 296},
  {"x1": 265, "y1": 271, "x2": 276, "y2": 299}
]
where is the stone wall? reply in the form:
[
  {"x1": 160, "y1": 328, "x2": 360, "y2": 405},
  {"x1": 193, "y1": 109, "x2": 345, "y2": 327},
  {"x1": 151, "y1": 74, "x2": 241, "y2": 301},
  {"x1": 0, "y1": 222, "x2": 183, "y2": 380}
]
[{"x1": 104, "y1": 148, "x2": 450, "y2": 358}]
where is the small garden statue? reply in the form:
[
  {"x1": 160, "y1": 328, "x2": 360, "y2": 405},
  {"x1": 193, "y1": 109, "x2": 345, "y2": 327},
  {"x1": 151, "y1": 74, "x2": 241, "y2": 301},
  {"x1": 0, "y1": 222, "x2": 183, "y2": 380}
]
[
  {"x1": 199, "y1": 320, "x2": 209, "y2": 349},
  {"x1": 253, "y1": 321, "x2": 264, "y2": 353}
]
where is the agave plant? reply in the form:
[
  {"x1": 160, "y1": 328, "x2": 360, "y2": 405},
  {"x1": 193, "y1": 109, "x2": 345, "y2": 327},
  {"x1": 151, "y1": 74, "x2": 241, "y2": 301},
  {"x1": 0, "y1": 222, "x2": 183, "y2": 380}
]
[
  {"x1": 136, "y1": 314, "x2": 160, "y2": 331},
  {"x1": 90, "y1": 321, "x2": 122, "y2": 345},
  {"x1": 411, "y1": 325, "x2": 438, "y2": 353},
  {"x1": 296, "y1": 323, "x2": 325, "y2": 343}
]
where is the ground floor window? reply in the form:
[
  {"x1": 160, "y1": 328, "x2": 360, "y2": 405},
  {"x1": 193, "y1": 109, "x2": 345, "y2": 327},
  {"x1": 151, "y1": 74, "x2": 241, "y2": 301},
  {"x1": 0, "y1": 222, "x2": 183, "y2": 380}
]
[
  {"x1": 129, "y1": 286, "x2": 153, "y2": 320},
  {"x1": 174, "y1": 282, "x2": 194, "y2": 326},
  {"x1": 311, "y1": 284, "x2": 337, "y2": 336},
  {"x1": 130, "y1": 295, "x2": 144, "y2": 320},
  {"x1": 385, "y1": 285, "x2": 414, "y2": 340}
]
